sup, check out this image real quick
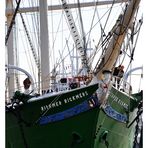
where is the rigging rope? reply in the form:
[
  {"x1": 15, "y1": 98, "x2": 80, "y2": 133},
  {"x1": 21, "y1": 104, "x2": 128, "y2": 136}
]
[
  {"x1": 61, "y1": 0, "x2": 88, "y2": 72},
  {"x1": 5, "y1": 0, "x2": 21, "y2": 45},
  {"x1": 87, "y1": 3, "x2": 120, "y2": 70},
  {"x1": 19, "y1": 13, "x2": 39, "y2": 68},
  {"x1": 132, "y1": 101, "x2": 143, "y2": 148},
  {"x1": 14, "y1": 24, "x2": 21, "y2": 90}
]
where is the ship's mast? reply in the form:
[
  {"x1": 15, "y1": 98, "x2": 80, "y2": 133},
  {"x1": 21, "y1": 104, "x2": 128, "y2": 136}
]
[
  {"x1": 39, "y1": 0, "x2": 51, "y2": 93},
  {"x1": 6, "y1": 0, "x2": 15, "y2": 98},
  {"x1": 93, "y1": 0, "x2": 141, "y2": 79}
]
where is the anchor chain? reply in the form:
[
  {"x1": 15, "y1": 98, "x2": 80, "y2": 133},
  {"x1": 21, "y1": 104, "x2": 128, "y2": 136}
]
[{"x1": 133, "y1": 101, "x2": 143, "y2": 148}]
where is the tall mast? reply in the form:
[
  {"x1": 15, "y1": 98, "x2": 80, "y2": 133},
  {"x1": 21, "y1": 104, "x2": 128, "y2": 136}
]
[
  {"x1": 6, "y1": 0, "x2": 15, "y2": 98},
  {"x1": 39, "y1": 0, "x2": 50, "y2": 93}
]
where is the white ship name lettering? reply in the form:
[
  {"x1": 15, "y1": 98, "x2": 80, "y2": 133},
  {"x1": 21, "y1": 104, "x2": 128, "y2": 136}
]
[
  {"x1": 109, "y1": 92, "x2": 128, "y2": 109},
  {"x1": 41, "y1": 91, "x2": 89, "y2": 112}
]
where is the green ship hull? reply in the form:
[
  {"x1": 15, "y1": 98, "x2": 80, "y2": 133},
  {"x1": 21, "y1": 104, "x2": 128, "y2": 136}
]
[{"x1": 6, "y1": 83, "x2": 142, "y2": 148}]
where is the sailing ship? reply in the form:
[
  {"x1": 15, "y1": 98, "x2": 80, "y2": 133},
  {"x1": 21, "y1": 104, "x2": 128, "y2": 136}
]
[{"x1": 5, "y1": 0, "x2": 143, "y2": 148}]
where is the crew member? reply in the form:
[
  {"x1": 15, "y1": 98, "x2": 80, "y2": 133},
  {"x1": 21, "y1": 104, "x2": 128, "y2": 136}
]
[
  {"x1": 23, "y1": 77, "x2": 31, "y2": 94},
  {"x1": 113, "y1": 65, "x2": 124, "y2": 88}
]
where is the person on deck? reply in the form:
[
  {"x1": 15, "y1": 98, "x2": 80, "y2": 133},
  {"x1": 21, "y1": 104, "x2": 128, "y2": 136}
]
[
  {"x1": 23, "y1": 77, "x2": 31, "y2": 94},
  {"x1": 113, "y1": 65, "x2": 124, "y2": 88}
]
